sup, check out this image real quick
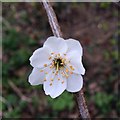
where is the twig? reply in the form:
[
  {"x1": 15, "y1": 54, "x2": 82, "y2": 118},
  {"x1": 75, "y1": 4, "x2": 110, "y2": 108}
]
[
  {"x1": 42, "y1": 0, "x2": 62, "y2": 37},
  {"x1": 8, "y1": 81, "x2": 32, "y2": 103},
  {"x1": 42, "y1": 0, "x2": 91, "y2": 119},
  {"x1": 76, "y1": 90, "x2": 90, "y2": 118}
]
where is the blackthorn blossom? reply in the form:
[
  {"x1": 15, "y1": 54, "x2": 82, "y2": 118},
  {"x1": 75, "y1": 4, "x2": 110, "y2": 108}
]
[{"x1": 29, "y1": 36, "x2": 85, "y2": 98}]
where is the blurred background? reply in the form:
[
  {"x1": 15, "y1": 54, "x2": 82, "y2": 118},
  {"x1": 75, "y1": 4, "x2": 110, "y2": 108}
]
[{"x1": 1, "y1": 2, "x2": 119, "y2": 118}]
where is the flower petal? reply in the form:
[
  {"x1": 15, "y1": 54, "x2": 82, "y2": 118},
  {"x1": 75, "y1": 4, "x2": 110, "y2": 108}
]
[
  {"x1": 66, "y1": 38, "x2": 83, "y2": 56},
  {"x1": 29, "y1": 46, "x2": 51, "y2": 68},
  {"x1": 66, "y1": 74, "x2": 83, "y2": 92},
  {"x1": 43, "y1": 70, "x2": 67, "y2": 98},
  {"x1": 28, "y1": 68, "x2": 45, "y2": 85},
  {"x1": 44, "y1": 36, "x2": 68, "y2": 55},
  {"x1": 67, "y1": 50, "x2": 85, "y2": 75},
  {"x1": 50, "y1": 74, "x2": 67, "y2": 98}
]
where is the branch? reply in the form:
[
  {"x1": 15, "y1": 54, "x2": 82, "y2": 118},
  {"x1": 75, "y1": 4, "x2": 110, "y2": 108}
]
[
  {"x1": 42, "y1": 0, "x2": 62, "y2": 37},
  {"x1": 42, "y1": 1, "x2": 91, "y2": 119},
  {"x1": 8, "y1": 81, "x2": 32, "y2": 103}
]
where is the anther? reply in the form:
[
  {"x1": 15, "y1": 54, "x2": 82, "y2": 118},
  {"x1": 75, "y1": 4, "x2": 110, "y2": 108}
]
[
  {"x1": 40, "y1": 70, "x2": 43, "y2": 72},
  {"x1": 44, "y1": 64, "x2": 47, "y2": 67},
  {"x1": 61, "y1": 81, "x2": 64, "y2": 84},
  {"x1": 50, "y1": 65, "x2": 54, "y2": 69},
  {"x1": 70, "y1": 66, "x2": 74, "y2": 70},
  {"x1": 51, "y1": 52, "x2": 54, "y2": 55},
  {"x1": 66, "y1": 69, "x2": 69, "y2": 73},
  {"x1": 65, "y1": 74, "x2": 69, "y2": 78},
  {"x1": 50, "y1": 78, "x2": 53, "y2": 81},
  {"x1": 58, "y1": 78, "x2": 60, "y2": 81},
  {"x1": 49, "y1": 56, "x2": 52, "y2": 60},
  {"x1": 70, "y1": 71, "x2": 73, "y2": 74},
  {"x1": 50, "y1": 83, "x2": 52, "y2": 86},
  {"x1": 55, "y1": 73, "x2": 58, "y2": 75},
  {"x1": 58, "y1": 53, "x2": 60, "y2": 56},
  {"x1": 44, "y1": 79, "x2": 46, "y2": 81}
]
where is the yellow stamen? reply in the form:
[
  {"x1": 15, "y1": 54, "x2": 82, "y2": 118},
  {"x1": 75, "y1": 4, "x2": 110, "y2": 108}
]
[
  {"x1": 50, "y1": 83, "x2": 52, "y2": 86},
  {"x1": 61, "y1": 72, "x2": 65, "y2": 77},
  {"x1": 50, "y1": 65, "x2": 54, "y2": 69},
  {"x1": 70, "y1": 66, "x2": 74, "y2": 70},
  {"x1": 66, "y1": 69, "x2": 69, "y2": 73},
  {"x1": 70, "y1": 71, "x2": 73, "y2": 74},
  {"x1": 62, "y1": 59, "x2": 65, "y2": 63},
  {"x1": 58, "y1": 78, "x2": 60, "y2": 81},
  {"x1": 49, "y1": 56, "x2": 52, "y2": 60},
  {"x1": 55, "y1": 72, "x2": 58, "y2": 75},
  {"x1": 50, "y1": 78, "x2": 53, "y2": 81},
  {"x1": 40, "y1": 70, "x2": 43, "y2": 72},
  {"x1": 58, "y1": 53, "x2": 60, "y2": 56},
  {"x1": 56, "y1": 62, "x2": 59, "y2": 72},
  {"x1": 45, "y1": 72, "x2": 48, "y2": 74},
  {"x1": 44, "y1": 64, "x2": 47, "y2": 67},
  {"x1": 51, "y1": 52, "x2": 54, "y2": 55},
  {"x1": 44, "y1": 79, "x2": 46, "y2": 81},
  {"x1": 65, "y1": 74, "x2": 69, "y2": 78},
  {"x1": 61, "y1": 81, "x2": 64, "y2": 84}
]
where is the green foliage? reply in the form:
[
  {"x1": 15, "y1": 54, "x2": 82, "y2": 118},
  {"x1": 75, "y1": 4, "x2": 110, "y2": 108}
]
[
  {"x1": 2, "y1": 28, "x2": 39, "y2": 117},
  {"x1": 47, "y1": 92, "x2": 75, "y2": 111},
  {"x1": 3, "y1": 98, "x2": 28, "y2": 118},
  {"x1": 93, "y1": 92, "x2": 113, "y2": 114},
  {"x1": 111, "y1": 51, "x2": 118, "y2": 61},
  {"x1": 0, "y1": 101, "x2": 2, "y2": 111},
  {"x1": 6, "y1": 94, "x2": 18, "y2": 106},
  {"x1": 100, "y1": 3, "x2": 111, "y2": 9},
  {"x1": 2, "y1": 29, "x2": 37, "y2": 77},
  {"x1": 116, "y1": 101, "x2": 120, "y2": 114}
]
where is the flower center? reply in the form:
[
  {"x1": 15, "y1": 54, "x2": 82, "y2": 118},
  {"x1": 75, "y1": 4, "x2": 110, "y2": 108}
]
[{"x1": 53, "y1": 58, "x2": 64, "y2": 71}]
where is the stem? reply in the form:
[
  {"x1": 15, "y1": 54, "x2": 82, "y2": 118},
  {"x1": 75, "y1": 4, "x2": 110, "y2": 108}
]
[
  {"x1": 42, "y1": 0, "x2": 62, "y2": 37},
  {"x1": 42, "y1": 0, "x2": 91, "y2": 119}
]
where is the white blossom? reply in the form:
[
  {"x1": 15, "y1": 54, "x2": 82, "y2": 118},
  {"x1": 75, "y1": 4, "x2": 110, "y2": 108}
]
[{"x1": 29, "y1": 36, "x2": 85, "y2": 98}]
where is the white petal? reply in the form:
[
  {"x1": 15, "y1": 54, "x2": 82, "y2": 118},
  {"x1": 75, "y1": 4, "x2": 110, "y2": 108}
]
[
  {"x1": 66, "y1": 38, "x2": 83, "y2": 56},
  {"x1": 43, "y1": 70, "x2": 54, "y2": 95},
  {"x1": 67, "y1": 51, "x2": 85, "y2": 75},
  {"x1": 43, "y1": 71, "x2": 67, "y2": 98},
  {"x1": 66, "y1": 74, "x2": 83, "y2": 92},
  {"x1": 29, "y1": 46, "x2": 51, "y2": 68},
  {"x1": 28, "y1": 68, "x2": 45, "y2": 85},
  {"x1": 50, "y1": 74, "x2": 67, "y2": 98},
  {"x1": 44, "y1": 36, "x2": 68, "y2": 55}
]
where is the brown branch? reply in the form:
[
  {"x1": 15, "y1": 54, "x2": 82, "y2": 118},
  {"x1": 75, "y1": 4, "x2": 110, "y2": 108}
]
[
  {"x1": 76, "y1": 90, "x2": 91, "y2": 118},
  {"x1": 8, "y1": 81, "x2": 32, "y2": 103},
  {"x1": 42, "y1": 0, "x2": 62, "y2": 37},
  {"x1": 42, "y1": 0, "x2": 91, "y2": 119}
]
